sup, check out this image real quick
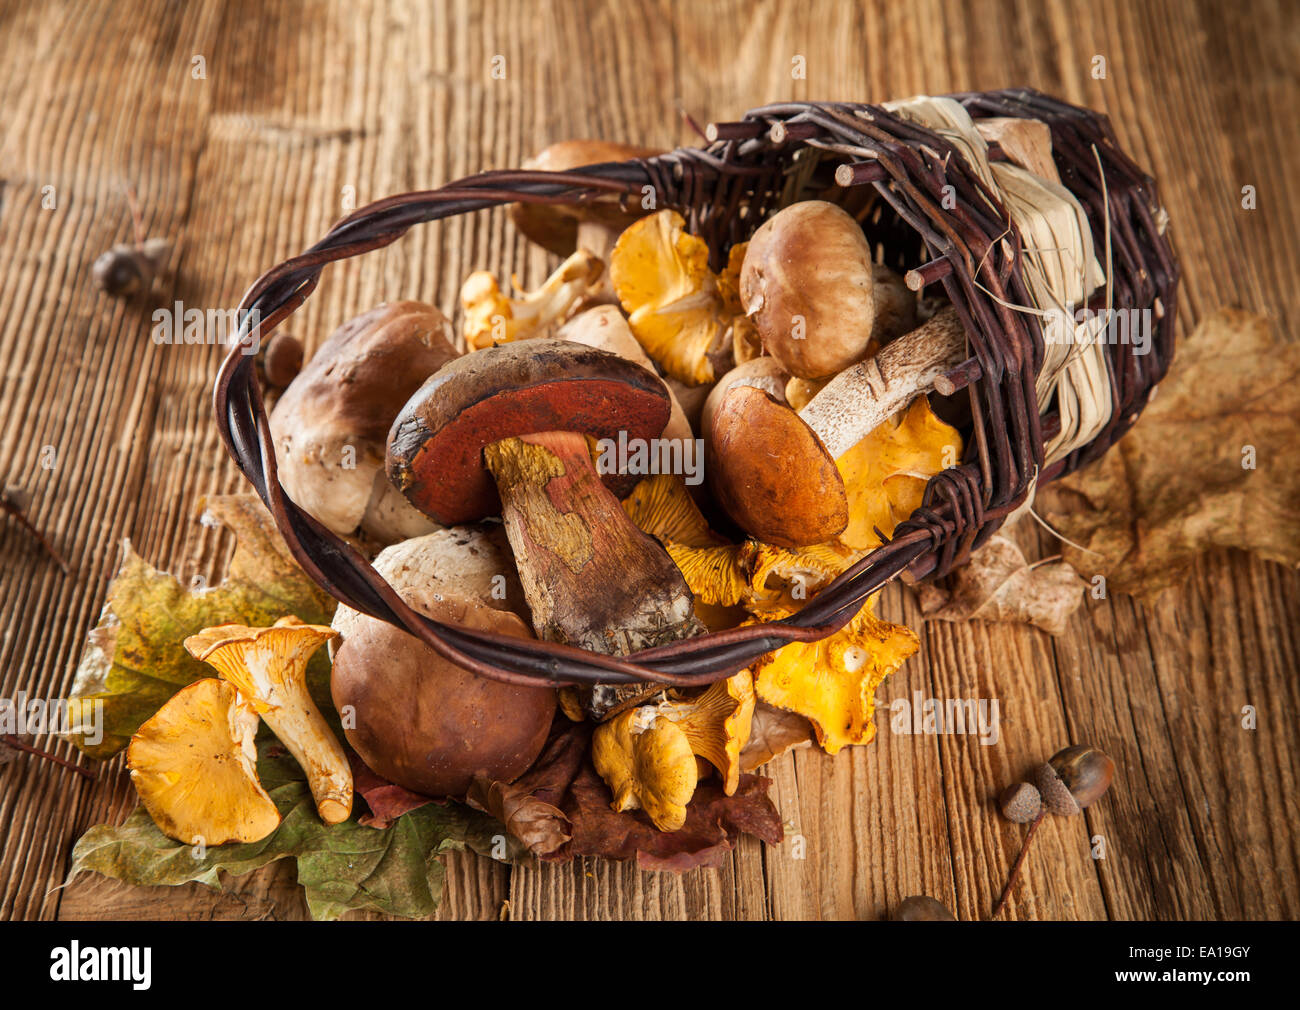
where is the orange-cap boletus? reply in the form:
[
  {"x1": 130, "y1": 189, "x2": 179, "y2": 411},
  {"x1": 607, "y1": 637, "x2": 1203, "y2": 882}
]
[
  {"x1": 707, "y1": 306, "x2": 968, "y2": 547},
  {"x1": 387, "y1": 339, "x2": 705, "y2": 717}
]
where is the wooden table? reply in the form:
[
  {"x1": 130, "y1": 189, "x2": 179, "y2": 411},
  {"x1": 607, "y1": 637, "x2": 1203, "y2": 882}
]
[{"x1": 2, "y1": 0, "x2": 1296, "y2": 921}]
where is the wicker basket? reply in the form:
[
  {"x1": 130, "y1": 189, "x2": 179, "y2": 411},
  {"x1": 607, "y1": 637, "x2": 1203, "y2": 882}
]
[{"x1": 215, "y1": 87, "x2": 1177, "y2": 691}]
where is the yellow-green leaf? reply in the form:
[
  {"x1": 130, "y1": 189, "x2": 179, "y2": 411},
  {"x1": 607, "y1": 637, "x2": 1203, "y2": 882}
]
[{"x1": 65, "y1": 495, "x2": 335, "y2": 758}]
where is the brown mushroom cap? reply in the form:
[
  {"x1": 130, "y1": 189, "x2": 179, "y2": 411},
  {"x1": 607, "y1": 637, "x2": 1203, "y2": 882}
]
[
  {"x1": 740, "y1": 201, "x2": 877, "y2": 380},
  {"x1": 708, "y1": 384, "x2": 848, "y2": 548},
  {"x1": 387, "y1": 339, "x2": 671, "y2": 525},
  {"x1": 269, "y1": 301, "x2": 459, "y2": 540},
  {"x1": 700, "y1": 356, "x2": 792, "y2": 445},
  {"x1": 331, "y1": 594, "x2": 554, "y2": 798},
  {"x1": 510, "y1": 140, "x2": 661, "y2": 255}
]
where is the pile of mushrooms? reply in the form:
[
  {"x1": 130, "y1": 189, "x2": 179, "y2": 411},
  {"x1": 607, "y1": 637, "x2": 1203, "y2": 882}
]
[{"x1": 131, "y1": 141, "x2": 976, "y2": 844}]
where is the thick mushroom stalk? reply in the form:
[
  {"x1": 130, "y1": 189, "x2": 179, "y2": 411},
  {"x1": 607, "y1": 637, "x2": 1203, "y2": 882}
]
[
  {"x1": 184, "y1": 617, "x2": 352, "y2": 825},
  {"x1": 388, "y1": 339, "x2": 705, "y2": 719},
  {"x1": 707, "y1": 306, "x2": 967, "y2": 547},
  {"x1": 484, "y1": 431, "x2": 700, "y2": 655}
]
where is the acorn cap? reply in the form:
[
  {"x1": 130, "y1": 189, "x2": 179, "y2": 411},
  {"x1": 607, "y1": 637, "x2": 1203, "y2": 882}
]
[
  {"x1": 1034, "y1": 761, "x2": 1081, "y2": 816},
  {"x1": 998, "y1": 780, "x2": 1043, "y2": 823}
]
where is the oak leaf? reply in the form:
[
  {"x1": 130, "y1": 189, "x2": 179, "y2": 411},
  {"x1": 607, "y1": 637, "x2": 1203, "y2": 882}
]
[{"x1": 69, "y1": 738, "x2": 507, "y2": 920}]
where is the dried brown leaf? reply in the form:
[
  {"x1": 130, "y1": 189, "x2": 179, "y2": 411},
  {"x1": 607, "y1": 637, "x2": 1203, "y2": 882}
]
[
  {"x1": 1044, "y1": 310, "x2": 1300, "y2": 599},
  {"x1": 915, "y1": 535, "x2": 1085, "y2": 635},
  {"x1": 469, "y1": 719, "x2": 782, "y2": 870},
  {"x1": 740, "y1": 703, "x2": 815, "y2": 772}
]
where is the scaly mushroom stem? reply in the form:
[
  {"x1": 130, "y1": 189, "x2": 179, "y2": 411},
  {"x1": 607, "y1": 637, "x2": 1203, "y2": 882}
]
[
  {"x1": 485, "y1": 431, "x2": 704, "y2": 718},
  {"x1": 797, "y1": 306, "x2": 968, "y2": 459}
]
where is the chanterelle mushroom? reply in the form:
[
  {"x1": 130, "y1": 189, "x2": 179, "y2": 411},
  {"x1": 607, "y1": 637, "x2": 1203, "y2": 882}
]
[
  {"x1": 592, "y1": 671, "x2": 756, "y2": 830},
  {"x1": 460, "y1": 250, "x2": 604, "y2": 351},
  {"x1": 388, "y1": 339, "x2": 705, "y2": 719},
  {"x1": 610, "y1": 209, "x2": 738, "y2": 386},
  {"x1": 127, "y1": 678, "x2": 280, "y2": 845},
  {"x1": 330, "y1": 530, "x2": 554, "y2": 797},
  {"x1": 656, "y1": 673, "x2": 756, "y2": 793},
  {"x1": 184, "y1": 616, "x2": 351, "y2": 826},
  {"x1": 269, "y1": 301, "x2": 459, "y2": 545},
  {"x1": 751, "y1": 599, "x2": 918, "y2": 754},
  {"x1": 592, "y1": 708, "x2": 698, "y2": 831}
]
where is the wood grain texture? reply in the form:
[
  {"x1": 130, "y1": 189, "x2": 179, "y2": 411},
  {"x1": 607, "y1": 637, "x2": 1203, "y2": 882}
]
[{"x1": 0, "y1": 0, "x2": 1296, "y2": 922}]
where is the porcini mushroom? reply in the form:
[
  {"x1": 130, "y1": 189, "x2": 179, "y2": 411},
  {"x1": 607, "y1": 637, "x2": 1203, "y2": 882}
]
[
  {"x1": 460, "y1": 250, "x2": 604, "y2": 351},
  {"x1": 509, "y1": 139, "x2": 661, "y2": 257},
  {"x1": 330, "y1": 537, "x2": 555, "y2": 796},
  {"x1": 740, "y1": 201, "x2": 877, "y2": 380},
  {"x1": 707, "y1": 306, "x2": 968, "y2": 546},
  {"x1": 740, "y1": 202, "x2": 920, "y2": 378},
  {"x1": 183, "y1": 617, "x2": 351, "y2": 825},
  {"x1": 127, "y1": 678, "x2": 281, "y2": 845},
  {"x1": 387, "y1": 339, "x2": 704, "y2": 718},
  {"x1": 699, "y1": 355, "x2": 791, "y2": 446},
  {"x1": 330, "y1": 524, "x2": 527, "y2": 646},
  {"x1": 710, "y1": 384, "x2": 849, "y2": 548},
  {"x1": 269, "y1": 301, "x2": 459, "y2": 545}
]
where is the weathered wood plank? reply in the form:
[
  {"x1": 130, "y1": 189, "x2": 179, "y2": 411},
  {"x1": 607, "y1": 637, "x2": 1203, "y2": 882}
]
[{"x1": 0, "y1": 0, "x2": 1295, "y2": 922}]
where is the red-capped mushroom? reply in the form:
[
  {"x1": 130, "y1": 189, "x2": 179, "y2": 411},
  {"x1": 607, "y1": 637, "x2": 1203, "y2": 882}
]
[{"x1": 387, "y1": 339, "x2": 704, "y2": 718}]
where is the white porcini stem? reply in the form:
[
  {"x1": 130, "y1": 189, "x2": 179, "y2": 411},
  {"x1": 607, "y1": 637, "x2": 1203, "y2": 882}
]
[{"x1": 797, "y1": 306, "x2": 968, "y2": 459}]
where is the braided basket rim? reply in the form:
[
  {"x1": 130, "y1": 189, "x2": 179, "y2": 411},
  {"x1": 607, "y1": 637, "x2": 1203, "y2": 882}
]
[{"x1": 214, "y1": 87, "x2": 1178, "y2": 690}]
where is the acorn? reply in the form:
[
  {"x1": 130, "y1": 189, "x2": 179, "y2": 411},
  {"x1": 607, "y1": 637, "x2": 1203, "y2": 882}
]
[
  {"x1": 998, "y1": 781, "x2": 1042, "y2": 823},
  {"x1": 92, "y1": 237, "x2": 170, "y2": 298},
  {"x1": 262, "y1": 333, "x2": 304, "y2": 388},
  {"x1": 893, "y1": 895, "x2": 955, "y2": 921},
  {"x1": 1035, "y1": 744, "x2": 1114, "y2": 816}
]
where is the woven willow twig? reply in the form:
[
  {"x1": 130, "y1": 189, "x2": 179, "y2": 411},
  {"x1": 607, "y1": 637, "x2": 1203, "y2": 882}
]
[{"x1": 213, "y1": 88, "x2": 1178, "y2": 689}]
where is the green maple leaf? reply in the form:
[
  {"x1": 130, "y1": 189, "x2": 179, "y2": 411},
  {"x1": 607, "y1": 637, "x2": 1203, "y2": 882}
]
[
  {"x1": 64, "y1": 495, "x2": 337, "y2": 758},
  {"x1": 68, "y1": 741, "x2": 512, "y2": 920}
]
